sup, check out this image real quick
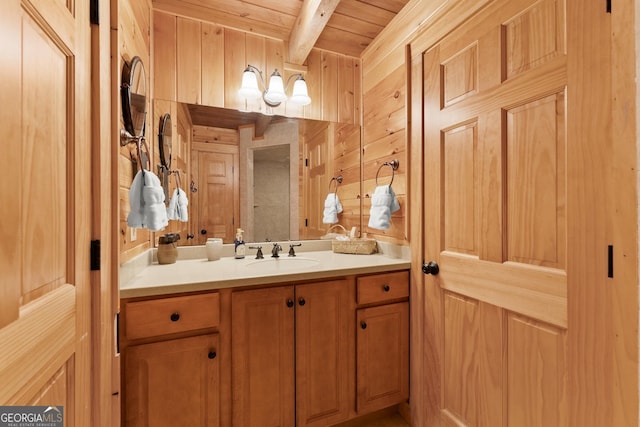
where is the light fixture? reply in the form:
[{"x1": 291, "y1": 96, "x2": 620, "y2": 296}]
[{"x1": 239, "y1": 65, "x2": 311, "y2": 107}]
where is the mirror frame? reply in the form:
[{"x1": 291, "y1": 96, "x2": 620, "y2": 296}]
[
  {"x1": 158, "y1": 113, "x2": 172, "y2": 169},
  {"x1": 120, "y1": 56, "x2": 146, "y2": 139}
]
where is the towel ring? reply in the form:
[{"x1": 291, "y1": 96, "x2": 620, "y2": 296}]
[
  {"x1": 375, "y1": 159, "x2": 399, "y2": 186},
  {"x1": 172, "y1": 170, "x2": 183, "y2": 191},
  {"x1": 328, "y1": 175, "x2": 343, "y2": 192},
  {"x1": 135, "y1": 137, "x2": 150, "y2": 172}
]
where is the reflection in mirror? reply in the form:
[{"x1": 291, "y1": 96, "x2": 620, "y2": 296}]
[
  {"x1": 158, "y1": 113, "x2": 172, "y2": 202},
  {"x1": 120, "y1": 56, "x2": 147, "y2": 141},
  {"x1": 252, "y1": 146, "x2": 291, "y2": 241},
  {"x1": 164, "y1": 104, "x2": 361, "y2": 245}
]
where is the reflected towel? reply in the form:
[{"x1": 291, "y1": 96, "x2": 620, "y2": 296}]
[
  {"x1": 167, "y1": 188, "x2": 189, "y2": 222},
  {"x1": 367, "y1": 185, "x2": 400, "y2": 230},
  {"x1": 322, "y1": 193, "x2": 343, "y2": 224},
  {"x1": 127, "y1": 169, "x2": 169, "y2": 231}
]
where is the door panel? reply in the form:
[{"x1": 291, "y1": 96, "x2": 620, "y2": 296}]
[
  {"x1": 421, "y1": 0, "x2": 568, "y2": 425},
  {"x1": 1, "y1": 3, "x2": 90, "y2": 425},
  {"x1": 196, "y1": 150, "x2": 238, "y2": 243}
]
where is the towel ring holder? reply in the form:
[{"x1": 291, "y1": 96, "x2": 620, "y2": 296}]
[
  {"x1": 172, "y1": 170, "x2": 183, "y2": 191},
  {"x1": 375, "y1": 159, "x2": 399, "y2": 186},
  {"x1": 329, "y1": 175, "x2": 343, "y2": 192},
  {"x1": 134, "y1": 137, "x2": 150, "y2": 172}
]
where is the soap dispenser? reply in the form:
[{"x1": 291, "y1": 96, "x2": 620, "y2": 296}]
[{"x1": 234, "y1": 228, "x2": 246, "y2": 259}]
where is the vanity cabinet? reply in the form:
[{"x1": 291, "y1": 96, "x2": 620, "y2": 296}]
[
  {"x1": 121, "y1": 292, "x2": 221, "y2": 427},
  {"x1": 231, "y1": 279, "x2": 353, "y2": 427},
  {"x1": 356, "y1": 271, "x2": 410, "y2": 415}
]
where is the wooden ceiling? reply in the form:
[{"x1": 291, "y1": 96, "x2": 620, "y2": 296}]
[{"x1": 152, "y1": 0, "x2": 411, "y2": 61}]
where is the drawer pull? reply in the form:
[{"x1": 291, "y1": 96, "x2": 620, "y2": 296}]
[
  {"x1": 208, "y1": 351, "x2": 217, "y2": 360},
  {"x1": 383, "y1": 284, "x2": 390, "y2": 292},
  {"x1": 361, "y1": 321, "x2": 367, "y2": 330},
  {"x1": 170, "y1": 312, "x2": 180, "y2": 322}
]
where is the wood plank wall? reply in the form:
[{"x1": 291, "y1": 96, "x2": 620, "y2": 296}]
[
  {"x1": 152, "y1": 10, "x2": 361, "y2": 126},
  {"x1": 361, "y1": 13, "x2": 409, "y2": 244},
  {"x1": 119, "y1": 0, "x2": 153, "y2": 264}
]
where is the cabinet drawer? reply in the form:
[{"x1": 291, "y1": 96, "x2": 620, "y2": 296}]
[
  {"x1": 125, "y1": 293, "x2": 220, "y2": 340},
  {"x1": 357, "y1": 271, "x2": 409, "y2": 304}
]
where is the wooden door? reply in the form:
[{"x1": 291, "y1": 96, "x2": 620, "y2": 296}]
[
  {"x1": 356, "y1": 302, "x2": 409, "y2": 415},
  {"x1": 295, "y1": 279, "x2": 352, "y2": 427},
  {"x1": 124, "y1": 334, "x2": 220, "y2": 426},
  {"x1": 231, "y1": 286, "x2": 295, "y2": 427},
  {"x1": 419, "y1": 0, "x2": 569, "y2": 425},
  {"x1": 194, "y1": 148, "x2": 238, "y2": 244},
  {"x1": 0, "y1": 0, "x2": 91, "y2": 424},
  {"x1": 303, "y1": 123, "x2": 331, "y2": 239}
]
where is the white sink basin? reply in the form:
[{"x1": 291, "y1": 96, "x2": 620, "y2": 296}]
[{"x1": 246, "y1": 256, "x2": 320, "y2": 272}]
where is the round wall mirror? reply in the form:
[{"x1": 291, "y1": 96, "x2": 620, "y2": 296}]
[
  {"x1": 121, "y1": 56, "x2": 147, "y2": 138},
  {"x1": 158, "y1": 113, "x2": 172, "y2": 169}
]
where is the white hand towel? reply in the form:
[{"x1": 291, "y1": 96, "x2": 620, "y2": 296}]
[
  {"x1": 167, "y1": 188, "x2": 189, "y2": 222},
  {"x1": 368, "y1": 185, "x2": 400, "y2": 230},
  {"x1": 322, "y1": 193, "x2": 342, "y2": 224},
  {"x1": 142, "y1": 170, "x2": 169, "y2": 231},
  {"x1": 127, "y1": 169, "x2": 145, "y2": 228}
]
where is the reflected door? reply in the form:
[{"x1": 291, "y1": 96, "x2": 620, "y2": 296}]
[{"x1": 195, "y1": 149, "x2": 239, "y2": 243}]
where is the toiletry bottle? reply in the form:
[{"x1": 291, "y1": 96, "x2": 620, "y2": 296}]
[{"x1": 234, "y1": 228, "x2": 246, "y2": 259}]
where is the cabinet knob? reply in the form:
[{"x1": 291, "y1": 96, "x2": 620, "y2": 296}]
[
  {"x1": 298, "y1": 297, "x2": 306, "y2": 306},
  {"x1": 208, "y1": 351, "x2": 217, "y2": 360},
  {"x1": 286, "y1": 299, "x2": 294, "y2": 308},
  {"x1": 200, "y1": 229, "x2": 207, "y2": 235},
  {"x1": 361, "y1": 321, "x2": 367, "y2": 330},
  {"x1": 170, "y1": 312, "x2": 180, "y2": 322},
  {"x1": 383, "y1": 284, "x2": 390, "y2": 292}
]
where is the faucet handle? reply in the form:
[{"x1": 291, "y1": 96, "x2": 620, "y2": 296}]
[
  {"x1": 288, "y1": 243, "x2": 302, "y2": 257},
  {"x1": 249, "y1": 246, "x2": 264, "y2": 259}
]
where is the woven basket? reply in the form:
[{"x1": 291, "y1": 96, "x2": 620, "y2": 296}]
[{"x1": 331, "y1": 238, "x2": 378, "y2": 255}]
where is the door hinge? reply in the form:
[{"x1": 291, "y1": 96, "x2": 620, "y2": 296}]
[
  {"x1": 305, "y1": 218, "x2": 308, "y2": 227},
  {"x1": 90, "y1": 0, "x2": 99, "y2": 24},
  {"x1": 608, "y1": 245, "x2": 614, "y2": 278},
  {"x1": 90, "y1": 239, "x2": 100, "y2": 271},
  {"x1": 606, "y1": 0, "x2": 611, "y2": 13},
  {"x1": 115, "y1": 312, "x2": 120, "y2": 354},
  {"x1": 305, "y1": 158, "x2": 309, "y2": 167}
]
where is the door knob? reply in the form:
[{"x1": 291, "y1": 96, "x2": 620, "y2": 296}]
[{"x1": 422, "y1": 261, "x2": 439, "y2": 275}]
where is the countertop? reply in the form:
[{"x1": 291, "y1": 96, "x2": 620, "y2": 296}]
[{"x1": 120, "y1": 244, "x2": 411, "y2": 299}]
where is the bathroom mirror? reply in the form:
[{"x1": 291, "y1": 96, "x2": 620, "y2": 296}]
[
  {"x1": 156, "y1": 103, "x2": 361, "y2": 245},
  {"x1": 158, "y1": 113, "x2": 172, "y2": 169},
  {"x1": 120, "y1": 56, "x2": 147, "y2": 140}
]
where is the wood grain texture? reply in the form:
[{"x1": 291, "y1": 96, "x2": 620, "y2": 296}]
[
  {"x1": 177, "y1": 17, "x2": 201, "y2": 104},
  {"x1": 153, "y1": 11, "x2": 176, "y2": 101}
]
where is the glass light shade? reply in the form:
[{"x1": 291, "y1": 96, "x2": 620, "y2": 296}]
[
  {"x1": 264, "y1": 71, "x2": 287, "y2": 104},
  {"x1": 289, "y1": 77, "x2": 311, "y2": 106},
  {"x1": 239, "y1": 69, "x2": 261, "y2": 99}
]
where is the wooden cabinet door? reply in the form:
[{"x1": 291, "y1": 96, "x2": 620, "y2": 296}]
[
  {"x1": 296, "y1": 279, "x2": 352, "y2": 427},
  {"x1": 124, "y1": 334, "x2": 220, "y2": 427},
  {"x1": 0, "y1": 0, "x2": 92, "y2": 424},
  {"x1": 356, "y1": 302, "x2": 409, "y2": 414},
  {"x1": 232, "y1": 286, "x2": 295, "y2": 427}
]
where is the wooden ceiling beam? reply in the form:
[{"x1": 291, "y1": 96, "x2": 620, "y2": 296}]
[{"x1": 287, "y1": 0, "x2": 341, "y2": 65}]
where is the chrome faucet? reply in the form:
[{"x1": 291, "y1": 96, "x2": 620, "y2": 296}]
[{"x1": 271, "y1": 243, "x2": 283, "y2": 258}]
